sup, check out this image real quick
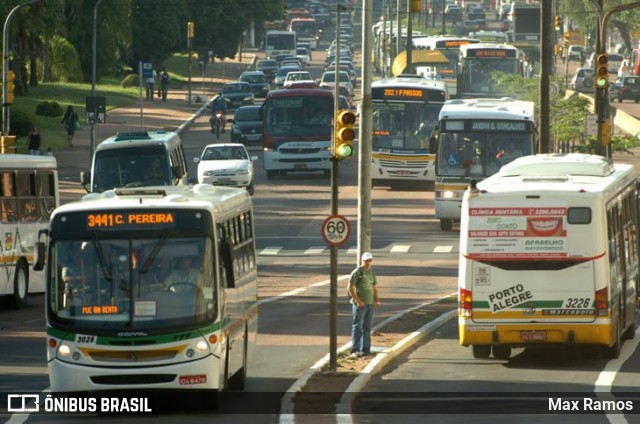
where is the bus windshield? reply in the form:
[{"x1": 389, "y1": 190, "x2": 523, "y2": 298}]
[
  {"x1": 266, "y1": 33, "x2": 295, "y2": 51},
  {"x1": 93, "y1": 146, "x2": 170, "y2": 192},
  {"x1": 372, "y1": 103, "x2": 440, "y2": 151},
  {"x1": 49, "y1": 237, "x2": 215, "y2": 330},
  {"x1": 266, "y1": 95, "x2": 333, "y2": 137},
  {"x1": 437, "y1": 132, "x2": 533, "y2": 177},
  {"x1": 462, "y1": 58, "x2": 519, "y2": 93}
]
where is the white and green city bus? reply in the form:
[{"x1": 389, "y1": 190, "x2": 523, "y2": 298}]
[
  {"x1": 0, "y1": 154, "x2": 59, "y2": 308},
  {"x1": 434, "y1": 97, "x2": 536, "y2": 230},
  {"x1": 46, "y1": 185, "x2": 257, "y2": 405},
  {"x1": 81, "y1": 131, "x2": 189, "y2": 193}
]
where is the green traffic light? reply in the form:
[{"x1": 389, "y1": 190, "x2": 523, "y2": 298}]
[
  {"x1": 335, "y1": 143, "x2": 353, "y2": 159},
  {"x1": 595, "y1": 77, "x2": 608, "y2": 88}
]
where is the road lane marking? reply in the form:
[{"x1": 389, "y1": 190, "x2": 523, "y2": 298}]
[
  {"x1": 390, "y1": 245, "x2": 410, "y2": 253},
  {"x1": 304, "y1": 246, "x2": 326, "y2": 255},
  {"x1": 433, "y1": 245, "x2": 454, "y2": 253},
  {"x1": 259, "y1": 247, "x2": 282, "y2": 256}
]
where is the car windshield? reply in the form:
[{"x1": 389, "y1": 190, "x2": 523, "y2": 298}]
[
  {"x1": 223, "y1": 84, "x2": 248, "y2": 93},
  {"x1": 257, "y1": 60, "x2": 276, "y2": 68},
  {"x1": 242, "y1": 74, "x2": 266, "y2": 83},
  {"x1": 236, "y1": 107, "x2": 261, "y2": 121},
  {"x1": 202, "y1": 146, "x2": 248, "y2": 161}
]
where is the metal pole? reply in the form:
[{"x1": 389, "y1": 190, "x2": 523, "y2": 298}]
[
  {"x1": 2, "y1": 0, "x2": 40, "y2": 136},
  {"x1": 359, "y1": 0, "x2": 373, "y2": 261},
  {"x1": 539, "y1": 0, "x2": 552, "y2": 153},
  {"x1": 329, "y1": 3, "x2": 342, "y2": 373},
  {"x1": 396, "y1": 0, "x2": 402, "y2": 57},
  {"x1": 406, "y1": 6, "x2": 413, "y2": 74},
  {"x1": 91, "y1": 0, "x2": 103, "y2": 161},
  {"x1": 139, "y1": 61, "x2": 144, "y2": 129}
]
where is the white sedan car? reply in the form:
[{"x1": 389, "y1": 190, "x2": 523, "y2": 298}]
[{"x1": 194, "y1": 143, "x2": 256, "y2": 195}]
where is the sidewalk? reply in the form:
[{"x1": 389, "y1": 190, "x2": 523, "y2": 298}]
[{"x1": 53, "y1": 52, "x2": 258, "y2": 179}]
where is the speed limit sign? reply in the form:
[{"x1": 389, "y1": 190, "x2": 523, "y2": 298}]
[{"x1": 321, "y1": 214, "x2": 351, "y2": 247}]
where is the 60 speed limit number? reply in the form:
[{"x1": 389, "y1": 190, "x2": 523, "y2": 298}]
[{"x1": 321, "y1": 215, "x2": 351, "y2": 247}]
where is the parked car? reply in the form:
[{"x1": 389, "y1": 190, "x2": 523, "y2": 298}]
[
  {"x1": 194, "y1": 143, "x2": 257, "y2": 195},
  {"x1": 569, "y1": 67, "x2": 595, "y2": 93},
  {"x1": 607, "y1": 54, "x2": 624, "y2": 75},
  {"x1": 238, "y1": 71, "x2": 270, "y2": 98},
  {"x1": 609, "y1": 75, "x2": 640, "y2": 103},
  {"x1": 255, "y1": 59, "x2": 277, "y2": 81},
  {"x1": 220, "y1": 82, "x2": 255, "y2": 110}
]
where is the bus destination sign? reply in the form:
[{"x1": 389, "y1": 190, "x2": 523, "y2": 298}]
[
  {"x1": 467, "y1": 49, "x2": 517, "y2": 59},
  {"x1": 86, "y1": 212, "x2": 177, "y2": 230}
]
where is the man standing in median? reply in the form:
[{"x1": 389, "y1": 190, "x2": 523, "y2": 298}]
[{"x1": 349, "y1": 252, "x2": 380, "y2": 357}]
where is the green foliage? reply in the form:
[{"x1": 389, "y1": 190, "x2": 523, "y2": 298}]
[
  {"x1": 49, "y1": 36, "x2": 83, "y2": 83},
  {"x1": 35, "y1": 101, "x2": 63, "y2": 117},
  {"x1": 9, "y1": 111, "x2": 33, "y2": 138},
  {"x1": 574, "y1": 135, "x2": 640, "y2": 154},
  {"x1": 121, "y1": 74, "x2": 140, "y2": 88}
]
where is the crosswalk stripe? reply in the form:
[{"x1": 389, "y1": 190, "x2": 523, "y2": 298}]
[
  {"x1": 345, "y1": 247, "x2": 357, "y2": 255},
  {"x1": 305, "y1": 246, "x2": 326, "y2": 255},
  {"x1": 260, "y1": 247, "x2": 282, "y2": 256},
  {"x1": 434, "y1": 245, "x2": 454, "y2": 253},
  {"x1": 390, "y1": 245, "x2": 411, "y2": 253}
]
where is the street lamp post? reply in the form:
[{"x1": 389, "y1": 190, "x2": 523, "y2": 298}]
[
  {"x1": 90, "y1": 0, "x2": 103, "y2": 162},
  {"x1": 2, "y1": 0, "x2": 41, "y2": 135}
]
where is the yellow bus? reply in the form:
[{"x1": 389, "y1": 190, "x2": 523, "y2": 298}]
[{"x1": 459, "y1": 154, "x2": 638, "y2": 360}]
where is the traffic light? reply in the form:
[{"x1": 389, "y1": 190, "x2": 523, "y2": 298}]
[
  {"x1": 6, "y1": 70, "x2": 14, "y2": 104},
  {"x1": 410, "y1": 0, "x2": 421, "y2": 13},
  {"x1": 595, "y1": 53, "x2": 608, "y2": 89},
  {"x1": 554, "y1": 16, "x2": 562, "y2": 31},
  {"x1": 334, "y1": 109, "x2": 356, "y2": 159},
  {"x1": 187, "y1": 21, "x2": 195, "y2": 39}
]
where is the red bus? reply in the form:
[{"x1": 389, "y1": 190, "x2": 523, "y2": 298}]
[
  {"x1": 261, "y1": 87, "x2": 334, "y2": 179},
  {"x1": 289, "y1": 17, "x2": 318, "y2": 50}
]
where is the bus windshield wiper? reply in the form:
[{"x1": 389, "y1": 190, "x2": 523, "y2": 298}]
[
  {"x1": 91, "y1": 234, "x2": 112, "y2": 281},
  {"x1": 140, "y1": 231, "x2": 170, "y2": 274}
]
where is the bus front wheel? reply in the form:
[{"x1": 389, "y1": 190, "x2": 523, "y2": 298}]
[
  {"x1": 10, "y1": 261, "x2": 28, "y2": 309},
  {"x1": 440, "y1": 219, "x2": 453, "y2": 231}
]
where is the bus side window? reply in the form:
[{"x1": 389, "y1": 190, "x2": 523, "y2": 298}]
[{"x1": 0, "y1": 171, "x2": 16, "y2": 222}]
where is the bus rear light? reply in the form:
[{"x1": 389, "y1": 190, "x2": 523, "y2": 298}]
[
  {"x1": 459, "y1": 288, "x2": 472, "y2": 317},
  {"x1": 595, "y1": 288, "x2": 608, "y2": 316}
]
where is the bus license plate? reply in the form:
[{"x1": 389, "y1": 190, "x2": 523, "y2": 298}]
[
  {"x1": 294, "y1": 164, "x2": 307, "y2": 169},
  {"x1": 520, "y1": 331, "x2": 547, "y2": 341}
]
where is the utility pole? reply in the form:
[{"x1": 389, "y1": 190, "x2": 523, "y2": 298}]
[
  {"x1": 2, "y1": 0, "x2": 40, "y2": 135},
  {"x1": 90, "y1": 0, "x2": 103, "y2": 162},
  {"x1": 359, "y1": 0, "x2": 373, "y2": 264},
  {"x1": 539, "y1": 0, "x2": 552, "y2": 153}
]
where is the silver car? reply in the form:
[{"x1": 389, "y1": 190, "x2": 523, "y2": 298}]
[{"x1": 569, "y1": 67, "x2": 595, "y2": 93}]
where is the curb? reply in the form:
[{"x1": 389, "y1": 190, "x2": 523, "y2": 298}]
[
  {"x1": 175, "y1": 54, "x2": 256, "y2": 135},
  {"x1": 278, "y1": 296, "x2": 458, "y2": 423}
]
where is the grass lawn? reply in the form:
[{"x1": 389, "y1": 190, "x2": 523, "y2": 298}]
[{"x1": 9, "y1": 54, "x2": 194, "y2": 153}]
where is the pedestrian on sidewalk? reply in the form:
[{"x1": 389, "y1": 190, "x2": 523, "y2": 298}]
[
  {"x1": 28, "y1": 125, "x2": 41, "y2": 155},
  {"x1": 348, "y1": 252, "x2": 380, "y2": 357},
  {"x1": 145, "y1": 68, "x2": 157, "y2": 101},
  {"x1": 159, "y1": 67, "x2": 170, "y2": 101},
  {"x1": 60, "y1": 105, "x2": 78, "y2": 147}
]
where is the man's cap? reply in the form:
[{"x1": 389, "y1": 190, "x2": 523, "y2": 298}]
[{"x1": 361, "y1": 252, "x2": 373, "y2": 261}]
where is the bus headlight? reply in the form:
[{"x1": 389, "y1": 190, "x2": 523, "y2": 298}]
[
  {"x1": 196, "y1": 341, "x2": 208, "y2": 352},
  {"x1": 443, "y1": 190, "x2": 456, "y2": 199},
  {"x1": 58, "y1": 344, "x2": 71, "y2": 357}
]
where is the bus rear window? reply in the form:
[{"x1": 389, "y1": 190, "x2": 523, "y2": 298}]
[{"x1": 568, "y1": 207, "x2": 591, "y2": 224}]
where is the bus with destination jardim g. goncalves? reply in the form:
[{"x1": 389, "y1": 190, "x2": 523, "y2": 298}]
[
  {"x1": 458, "y1": 154, "x2": 639, "y2": 360},
  {"x1": 46, "y1": 185, "x2": 257, "y2": 405},
  {"x1": 0, "y1": 154, "x2": 58, "y2": 308},
  {"x1": 458, "y1": 43, "x2": 521, "y2": 99},
  {"x1": 434, "y1": 97, "x2": 535, "y2": 230},
  {"x1": 371, "y1": 75, "x2": 448, "y2": 188},
  {"x1": 412, "y1": 35, "x2": 480, "y2": 98},
  {"x1": 262, "y1": 86, "x2": 336, "y2": 179}
]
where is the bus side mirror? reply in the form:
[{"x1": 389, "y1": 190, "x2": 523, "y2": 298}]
[
  {"x1": 171, "y1": 165, "x2": 182, "y2": 178},
  {"x1": 80, "y1": 171, "x2": 90, "y2": 193}
]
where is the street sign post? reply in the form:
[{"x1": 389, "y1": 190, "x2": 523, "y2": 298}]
[{"x1": 322, "y1": 214, "x2": 351, "y2": 247}]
